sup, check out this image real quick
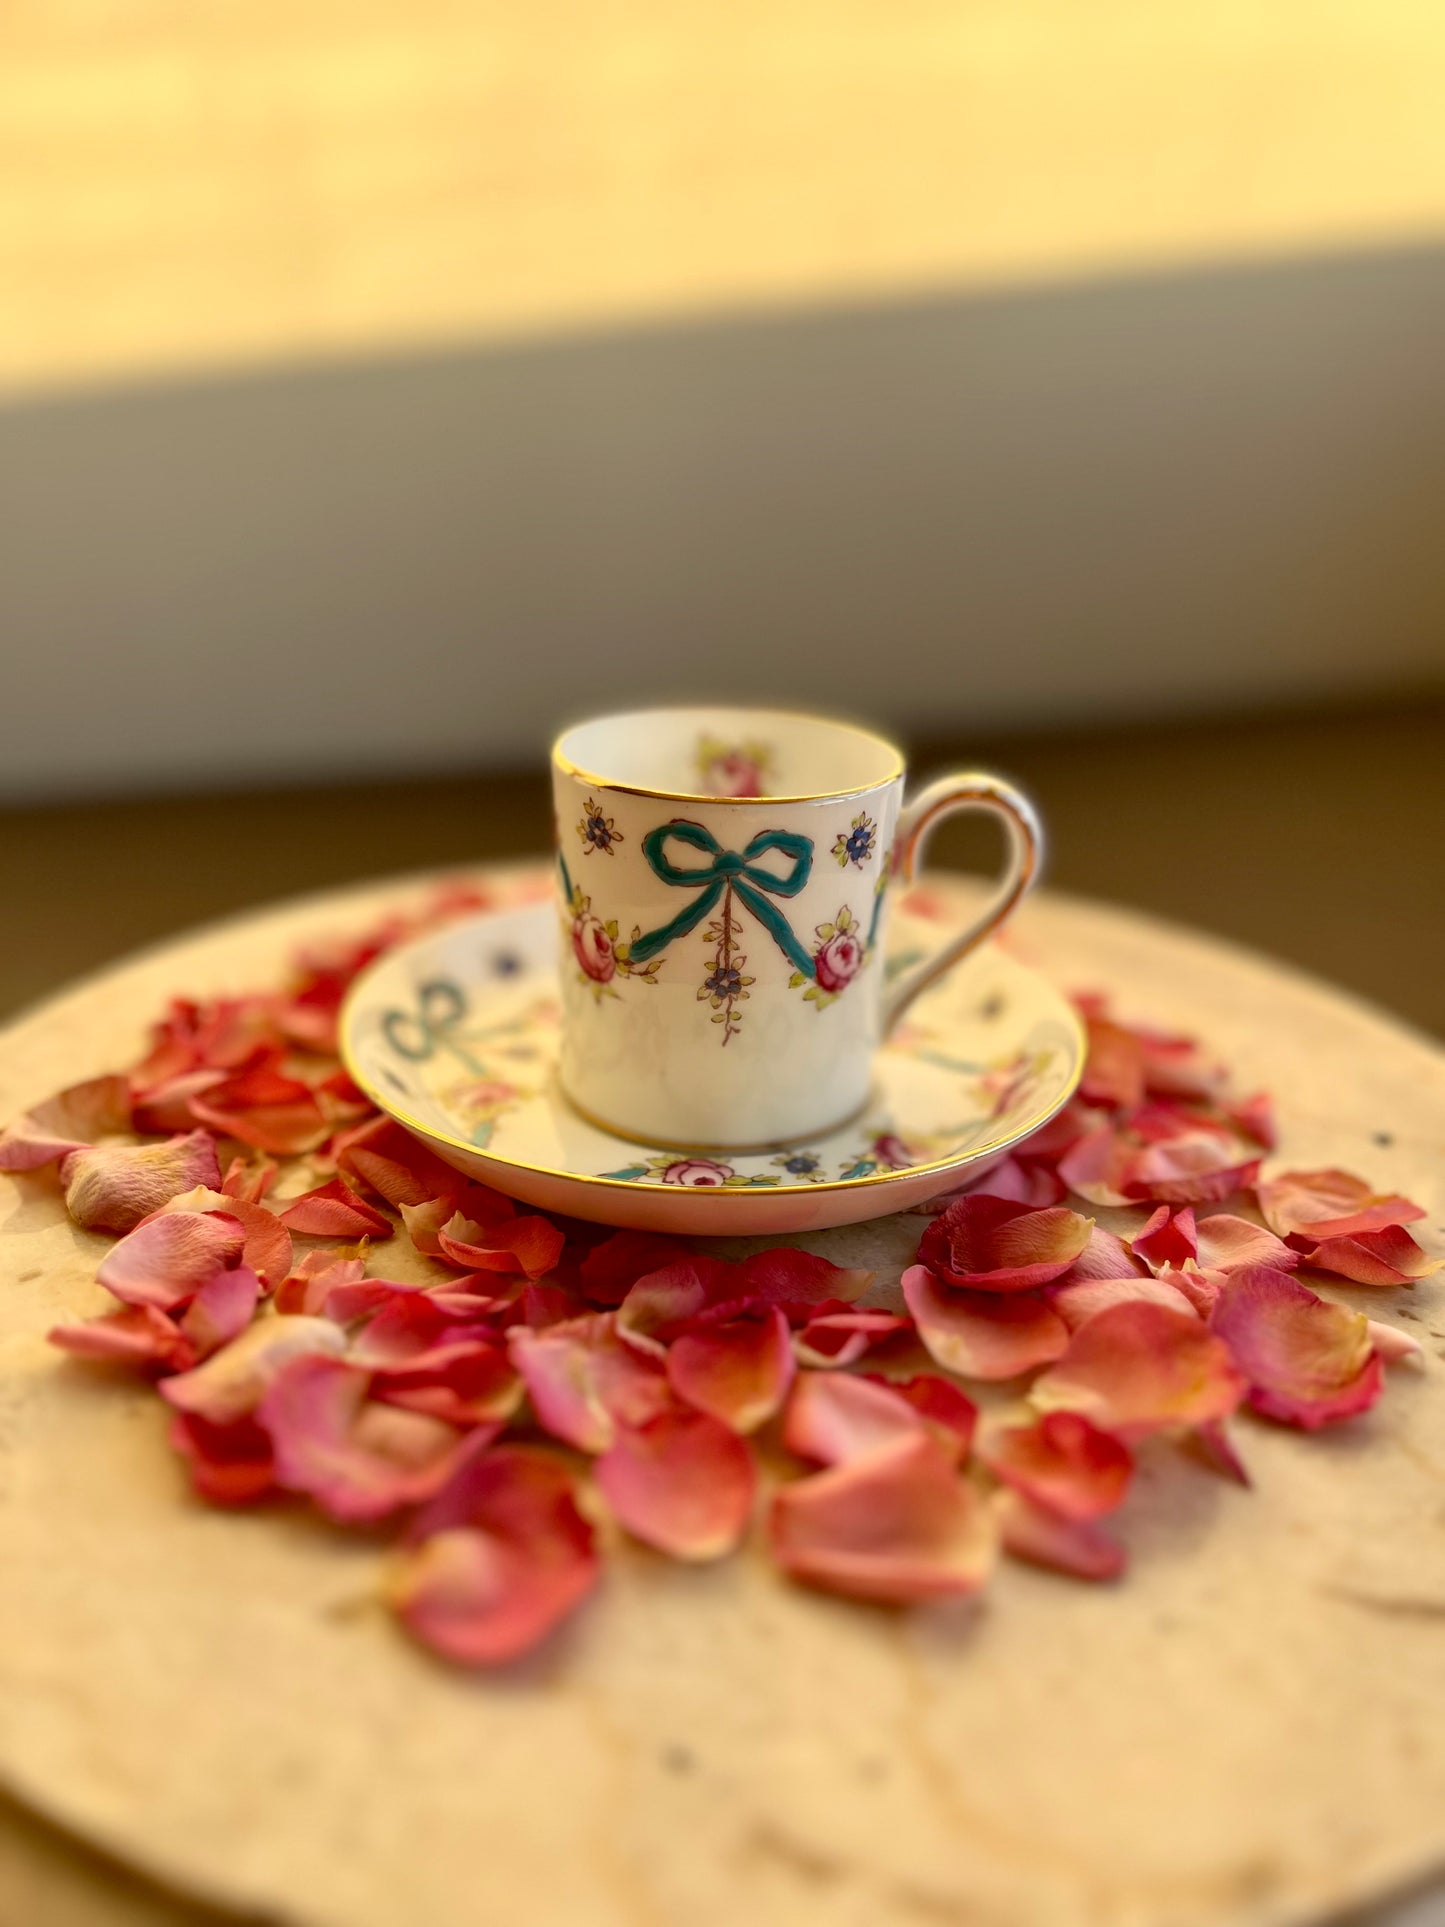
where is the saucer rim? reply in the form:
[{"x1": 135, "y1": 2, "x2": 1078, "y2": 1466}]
[{"x1": 338, "y1": 897, "x2": 1087, "y2": 1204}]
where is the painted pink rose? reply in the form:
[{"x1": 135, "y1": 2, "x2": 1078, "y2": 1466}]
[
  {"x1": 710, "y1": 751, "x2": 764, "y2": 799},
  {"x1": 661, "y1": 1158, "x2": 734, "y2": 1187},
  {"x1": 572, "y1": 913, "x2": 616, "y2": 984},
  {"x1": 814, "y1": 930, "x2": 864, "y2": 993},
  {"x1": 871, "y1": 1133, "x2": 915, "y2": 1170}
]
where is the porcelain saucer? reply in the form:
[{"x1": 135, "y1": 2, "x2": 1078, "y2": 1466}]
[{"x1": 340, "y1": 880, "x2": 1084, "y2": 1236}]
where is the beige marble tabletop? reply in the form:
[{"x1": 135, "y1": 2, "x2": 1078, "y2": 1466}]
[{"x1": 2, "y1": 871, "x2": 1444, "y2": 1927}]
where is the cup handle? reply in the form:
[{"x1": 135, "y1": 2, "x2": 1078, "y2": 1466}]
[{"x1": 882, "y1": 772, "x2": 1044, "y2": 1032}]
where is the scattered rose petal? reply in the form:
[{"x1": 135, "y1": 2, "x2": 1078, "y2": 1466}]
[
  {"x1": 903, "y1": 1264, "x2": 1069, "y2": 1380},
  {"x1": 917, "y1": 1196, "x2": 1093, "y2": 1294},
  {"x1": 1256, "y1": 1168, "x2": 1426, "y2": 1242},
  {"x1": 508, "y1": 1314, "x2": 672, "y2": 1452},
  {"x1": 578, "y1": 1231, "x2": 692, "y2": 1306},
  {"x1": 277, "y1": 1177, "x2": 394, "y2": 1240},
  {"x1": 615, "y1": 1257, "x2": 739, "y2": 1353},
  {"x1": 161, "y1": 1313, "x2": 348, "y2": 1423},
  {"x1": 739, "y1": 1248, "x2": 873, "y2": 1308},
  {"x1": 190, "y1": 1063, "x2": 329, "y2": 1155},
  {"x1": 666, "y1": 1308, "x2": 795, "y2": 1432},
  {"x1": 389, "y1": 1445, "x2": 599, "y2": 1665},
  {"x1": 1366, "y1": 1320, "x2": 1424, "y2": 1368},
  {"x1": 374, "y1": 1342, "x2": 524, "y2": 1429},
  {"x1": 1299, "y1": 1226, "x2": 1443, "y2": 1287},
  {"x1": 274, "y1": 1251, "x2": 369, "y2": 1315},
  {"x1": 978, "y1": 1411, "x2": 1132, "y2": 1520},
  {"x1": 792, "y1": 1307, "x2": 912, "y2": 1369},
  {"x1": 1033, "y1": 1301, "x2": 1246, "y2": 1439},
  {"x1": 876, "y1": 1374, "x2": 979, "y2": 1460},
  {"x1": 997, "y1": 1492, "x2": 1126, "y2": 1581},
  {"x1": 783, "y1": 1370, "x2": 934, "y2": 1467},
  {"x1": 168, "y1": 1410, "x2": 276, "y2": 1506},
  {"x1": 1051, "y1": 1273, "x2": 1200, "y2": 1331},
  {"x1": 960, "y1": 1156, "x2": 1066, "y2": 1208},
  {"x1": 156, "y1": 1187, "x2": 293, "y2": 1286},
  {"x1": 261, "y1": 1354, "x2": 470, "y2": 1522},
  {"x1": 1189, "y1": 1419, "x2": 1251, "y2": 1485},
  {"x1": 596, "y1": 1411, "x2": 756, "y2": 1560},
  {"x1": 1227, "y1": 1092, "x2": 1277, "y2": 1150},
  {"x1": 179, "y1": 1265, "x2": 262, "y2": 1357},
  {"x1": 1061, "y1": 1224, "x2": 1147, "y2": 1283},
  {"x1": 58, "y1": 1130, "x2": 221, "y2": 1234},
  {"x1": 1209, "y1": 1266, "x2": 1384, "y2": 1429},
  {"x1": 97, "y1": 1209, "x2": 247, "y2": 1310},
  {"x1": 436, "y1": 1209, "x2": 563, "y2": 1280},
  {"x1": 334, "y1": 1117, "x2": 465, "y2": 1209},
  {"x1": 220, "y1": 1154, "x2": 278, "y2": 1203},
  {"x1": 1130, "y1": 1205, "x2": 1197, "y2": 1273},
  {"x1": 49, "y1": 1304, "x2": 194, "y2": 1370},
  {"x1": 0, "y1": 1073, "x2": 133, "y2": 1171},
  {"x1": 770, "y1": 1432, "x2": 996, "y2": 1604},
  {"x1": 1193, "y1": 1213, "x2": 1298, "y2": 1274}
]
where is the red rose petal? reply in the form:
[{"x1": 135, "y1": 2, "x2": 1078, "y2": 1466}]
[
  {"x1": 596, "y1": 1410, "x2": 756, "y2": 1560},
  {"x1": 917, "y1": 1196, "x2": 1093, "y2": 1293},
  {"x1": 277, "y1": 1177, "x2": 394, "y2": 1240},
  {"x1": 877, "y1": 1373, "x2": 979, "y2": 1460},
  {"x1": 578, "y1": 1231, "x2": 693, "y2": 1307},
  {"x1": 1033, "y1": 1301, "x2": 1246, "y2": 1440},
  {"x1": 260, "y1": 1354, "x2": 470, "y2": 1522},
  {"x1": 739, "y1": 1247, "x2": 873, "y2": 1308},
  {"x1": 978, "y1": 1411, "x2": 1132, "y2": 1521},
  {"x1": 374, "y1": 1341, "x2": 523, "y2": 1429},
  {"x1": 1299, "y1": 1225, "x2": 1443, "y2": 1287},
  {"x1": 770, "y1": 1432, "x2": 996, "y2": 1604},
  {"x1": 997, "y1": 1492, "x2": 1126, "y2": 1581},
  {"x1": 902, "y1": 1264, "x2": 1069, "y2": 1381},
  {"x1": 0, "y1": 1073, "x2": 133, "y2": 1171},
  {"x1": 160, "y1": 1313, "x2": 348, "y2": 1422},
  {"x1": 168, "y1": 1410, "x2": 276, "y2": 1506},
  {"x1": 220, "y1": 1154, "x2": 278, "y2": 1203},
  {"x1": 389, "y1": 1445, "x2": 599, "y2": 1665},
  {"x1": 58, "y1": 1130, "x2": 221, "y2": 1234},
  {"x1": 334, "y1": 1117, "x2": 466, "y2": 1209},
  {"x1": 155, "y1": 1188, "x2": 293, "y2": 1287},
  {"x1": 666, "y1": 1308, "x2": 795, "y2": 1433},
  {"x1": 615, "y1": 1257, "x2": 740, "y2": 1353},
  {"x1": 273, "y1": 1251, "x2": 369, "y2": 1316},
  {"x1": 1209, "y1": 1266, "x2": 1384, "y2": 1429},
  {"x1": 1130, "y1": 1205, "x2": 1197, "y2": 1273},
  {"x1": 1256, "y1": 1167, "x2": 1426, "y2": 1242},
  {"x1": 508, "y1": 1313, "x2": 672, "y2": 1452},
  {"x1": 190, "y1": 1063, "x2": 330, "y2": 1155},
  {"x1": 959, "y1": 1156, "x2": 1066, "y2": 1208},
  {"x1": 792, "y1": 1308, "x2": 912, "y2": 1369},
  {"x1": 436, "y1": 1210, "x2": 563, "y2": 1281},
  {"x1": 97, "y1": 1209, "x2": 247, "y2": 1310}
]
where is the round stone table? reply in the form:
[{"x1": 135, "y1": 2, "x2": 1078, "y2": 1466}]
[{"x1": 1, "y1": 872, "x2": 1443, "y2": 1927}]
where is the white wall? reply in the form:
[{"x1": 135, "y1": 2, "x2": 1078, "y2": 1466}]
[{"x1": 2, "y1": 243, "x2": 1442, "y2": 801}]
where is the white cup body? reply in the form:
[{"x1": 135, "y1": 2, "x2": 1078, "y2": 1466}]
[{"x1": 553, "y1": 707, "x2": 905, "y2": 1148}]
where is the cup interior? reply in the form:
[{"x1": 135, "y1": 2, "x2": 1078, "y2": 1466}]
[{"x1": 554, "y1": 706, "x2": 901, "y2": 803}]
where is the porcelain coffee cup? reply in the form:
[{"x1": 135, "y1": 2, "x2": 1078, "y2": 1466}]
[{"x1": 552, "y1": 705, "x2": 1042, "y2": 1149}]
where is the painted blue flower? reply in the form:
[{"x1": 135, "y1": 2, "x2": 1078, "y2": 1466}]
[
  {"x1": 704, "y1": 963, "x2": 744, "y2": 998},
  {"x1": 773, "y1": 1148, "x2": 824, "y2": 1180},
  {"x1": 832, "y1": 811, "x2": 877, "y2": 869},
  {"x1": 577, "y1": 796, "x2": 623, "y2": 855}
]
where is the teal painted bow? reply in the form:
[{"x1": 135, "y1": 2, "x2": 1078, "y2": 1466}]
[
  {"x1": 629, "y1": 821, "x2": 817, "y2": 976},
  {"x1": 382, "y1": 979, "x2": 485, "y2": 1073}
]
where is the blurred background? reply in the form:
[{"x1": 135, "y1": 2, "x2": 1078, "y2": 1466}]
[{"x1": 2, "y1": 1, "x2": 1443, "y2": 1033}]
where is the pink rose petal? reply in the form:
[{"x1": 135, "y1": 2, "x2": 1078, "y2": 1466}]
[
  {"x1": 770, "y1": 1432, "x2": 996, "y2": 1604},
  {"x1": 334, "y1": 1117, "x2": 465, "y2": 1209},
  {"x1": 1061, "y1": 1224, "x2": 1147, "y2": 1283},
  {"x1": 389, "y1": 1445, "x2": 599, "y2": 1665},
  {"x1": 97, "y1": 1209, "x2": 247, "y2": 1310},
  {"x1": 917, "y1": 1196, "x2": 1093, "y2": 1293},
  {"x1": 959, "y1": 1156, "x2": 1066, "y2": 1208},
  {"x1": 739, "y1": 1248, "x2": 873, "y2": 1308},
  {"x1": 1033, "y1": 1301, "x2": 1246, "y2": 1440},
  {"x1": 59, "y1": 1130, "x2": 221, "y2": 1234},
  {"x1": 1256, "y1": 1167, "x2": 1426, "y2": 1242},
  {"x1": 220, "y1": 1154, "x2": 278, "y2": 1203},
  {"x1": 997, "y1": 1492, "x2": 1126, "y2": 1581},
  {"x1": 783, "y1": 1370, "x2": 933, "y2": 1467},
  {"x1": 374, "y1": 1341, "x2": 523, "y2": 1429},
  {"x1": 160, "y1": 1313, "x2": 348, "y2": 1422},
  {"x1": 179, "y1": 1265, "x2": 262, "y2": 1357},
  {"x1": 436, "y1": 1209, "x2": 563, "y2": 1281},
  {"x1": 190, "y1": 1063, "x2": 330, "y2": 1155},
  {"x1": 666, "y1": 1308, "x2": 795, "y2": 1433},
  {"x1": 508, "y1": 1314, "x2": 672, "y2": 1452},
  {"x1": 260, "y1": 1354, "x2": 470, "y2": 1522},
  {"x1": 1193, "y1": 1212, "x2": 1298, "y2": 1274},
  {"x1": 876, "y1": 1374, "x2": 979, "y2": 1461},
  {"x1": 155, "y1": 1187, "x2": 293, "y2": 1286},
  {"x1": 1051, "y1": 1273, "x2": 1201, "y2": 1331},
  {"x1": 1366, "y1": 1319, "x2": 1424, "y2": 1368},
  {"x1": 1130, "y1": 1205, "x2": 1197, "y2": 1273},
  {"x1": 615, "y1": 1257, "x2": 739, "y2": 1354},
  {"x1": 1299, "y1": 1225, "x2": 1443, "y2": 1287},
  {"x1": 273, "y1": 1251, "x2": 369, "y2": 1315},
  {"x1": 1209, "y1": 1266, "x2": 1384, "y2": 1429},
  {"x1": 978, "y1": 1411, "x2": 1132, "y2": 1520},
  {"x1": 49, "y1": 1304, "x2": 194, "y2": 1370},
  {"x1": 277, "y1": 1178, "x2": 394, "y2": 1240},
  {"x1": 903, "y1": 1264, "x2": 1069, "y2": 1381},
  {"x1": 596, "y1": 1411, "x2": 756, "y2": 1561},
  {"x1": 0, "y1": 1073, "x2": 132, "y2": 1171}
]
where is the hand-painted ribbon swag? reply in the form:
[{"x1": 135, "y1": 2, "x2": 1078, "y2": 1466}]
[
  {"x1": 382, "y1": 979, "x2": 485, "y2": 1073},
  {"x1": 628, "y1": 821, "x2": 818, "y2": 978}
]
